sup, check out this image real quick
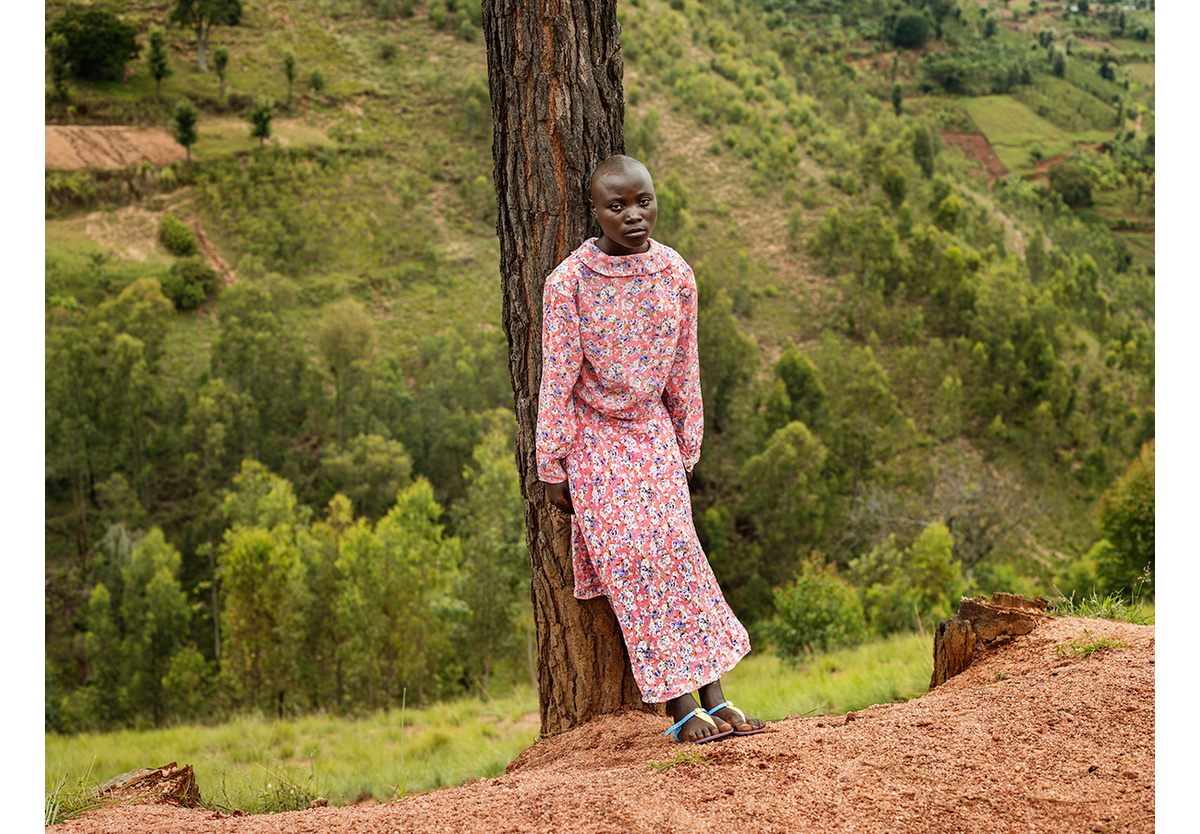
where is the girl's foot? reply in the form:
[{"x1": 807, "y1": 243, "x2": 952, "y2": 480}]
[
  {"x1": 667, "y1": 694, "x2": 731, "y2": 743},
  {"x1": 698, "y1": 680, "x2": 767, "y2": 734}
]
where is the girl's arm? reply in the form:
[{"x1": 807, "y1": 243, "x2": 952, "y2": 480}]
[
  {"x1": 662, "y1": 262, "x2": 704, "y2": 472},
  {"x1": 536, "y1": 266, "x2": 583, "y2": 487}
]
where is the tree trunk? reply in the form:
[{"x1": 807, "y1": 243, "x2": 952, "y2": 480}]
[
  {"x1": 196, "y1": 25, "x2": 209, "y2": 73},
  {"x1": 929, "y1": 592, "x2": 1049, "y2": 689},
  {"x1": 483, "y1": 0, "x2": 657, "y2": 737}
]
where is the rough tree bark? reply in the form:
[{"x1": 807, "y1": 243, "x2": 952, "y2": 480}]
[
  {"x1": 930, "y1": 593, "x2": 1049, "y2": 689},
  {"x1": 483, "y1": 0, "x2": 658, "y2": 736}
]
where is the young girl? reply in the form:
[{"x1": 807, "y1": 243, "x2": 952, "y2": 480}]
[{"x1": 536, "y1": 155, "x2": 766, "y2": 744}]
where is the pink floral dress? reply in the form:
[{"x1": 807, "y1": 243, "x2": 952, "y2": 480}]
[{"x1": 536, "y1": 237, "x2": 751, "y2": 703}]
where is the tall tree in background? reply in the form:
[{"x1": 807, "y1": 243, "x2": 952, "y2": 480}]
[
  {"x1": 173, "y1": 98, "x2": 199, "y2": 164},
  {"x1": 170, "y1": 0, "x2": 243, "y2": 73},
  {"x1": 482, "y1": 0, "x2": 652, "y2": 735},
  {"x1": 283, "y1": 50, "x2": 297, "y2": 106},
  {"x1": 212, "y1": 45, "x2": 230, "y2": 100},
  {"x1": 148, "y1": 28, "x2": 173, "y2": 100}
]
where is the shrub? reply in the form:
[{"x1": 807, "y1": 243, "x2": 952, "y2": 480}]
[
  {"x1": 308, "y1": 67, "x2": 325, "y2": 92},
  {"x1": 763, "y1": 555, "x2": 867, "y2": 661},
  {"x1": 159, "y1": 213, "x2": 197, "y2": 256},
  {"x1": 847, "y1": 523, "x2": 966, "y2": 635},
  {"x1": 1096, "y1": 440, "x2": 1154, "y2": 596},
  {"x1": 892, "y1": 13, "x2": 932, "y2": 49},
  {"x1": 1048, "y1": 159, "x2": 1093, "y2": 207},
  {"x1": 162, "y1": 256, "x2": 220, "y2": 310},
  {"x1": 47, "y1": 6, "x2": 140, "y2": 82}
]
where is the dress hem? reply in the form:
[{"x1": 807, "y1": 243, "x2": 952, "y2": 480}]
[{"x1": 641, "y1": 643, "x2": 752, "y2": 704}]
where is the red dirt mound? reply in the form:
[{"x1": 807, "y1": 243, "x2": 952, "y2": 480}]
[
  {"x1": 53, "y1": 617, "x2": 1154, "y2": 834},
  {"x1": 45, "y1": 126, "x2": 188, "y2": 171}
]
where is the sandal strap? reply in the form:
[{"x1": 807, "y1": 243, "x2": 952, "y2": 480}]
[
  {"x1": 664, "y1": 707, "x2": 716, "y2": 740},
  {"x1": 705, "y1": 700, "x2": 748, "y2": 725}
]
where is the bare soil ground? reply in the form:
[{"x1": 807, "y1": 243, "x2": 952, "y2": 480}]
[
  {"x1": 52, "y1": 616, "x2": 1154, "y2": 834},
  {"x1": 941, "y1": 132, "x2": 1009, "y2": 184},
  {"x1": 46, "y1": 126, "x2": 188, "y2": 171}
]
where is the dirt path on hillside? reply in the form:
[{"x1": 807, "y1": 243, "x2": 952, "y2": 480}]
[
  {"x1": 52, "y1": 616, "x2": 1154, "y2": 834},
  {"x1": 46, "y1": 126, "x2": 188, "y2": 170}
]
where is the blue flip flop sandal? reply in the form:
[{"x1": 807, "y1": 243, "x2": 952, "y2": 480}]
[
  {"x1": 664, "y1": 707, "x2": 734, "y2": 744},
  {"x1": 706, "y1": 700, "x2": 766, "y2": 736}
]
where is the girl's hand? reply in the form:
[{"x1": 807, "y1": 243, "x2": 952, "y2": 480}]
[{"x1": 545, "y1": 479, "x2": 574, "y2": 515}]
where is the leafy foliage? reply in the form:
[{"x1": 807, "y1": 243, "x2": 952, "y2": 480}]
[
  {"x1": 763, "y1": 555, "x2": 868, "y2": 660},
  {"x1": 46, "y1": 6, "x2": 140, "y2": 82},
  {"x1": 159, "y1": 213, "x2": 197, "y2": 256},
  {"x1": 1096, "y1": 441, "x2": 1154, "y2": 595}
]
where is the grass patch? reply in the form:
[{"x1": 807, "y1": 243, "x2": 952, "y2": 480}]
[
  {"x1": 722, "y1": 632, "x2": 933, "y2": 719},
  {"x1": 45, "y1": 761, "x2": 104, "y2": 827},
  {"x1": 1010, "y1": 75, "x2": 1119, "y2": 133},
  {"x1": 45, "y1": 635, "x2": 935, "y2": 809},
  {"x1": 959, "y1": 95, "x2": 1110, "y2": 174},
  {"x1": 46, "y1": 686, "x2": 540, "y2": 808},
  {"x1": 1054, "y1": 628, "x2": 1127, "y2": 659},
  {"x1": 192, "y1": 118, "x2": 331, "y2": 158},
  {"x1": 646, "y1": 748, "x2": 715, "y2": 773},
  {"x1": 1047, "y1": 587, "x2": 1153, "y2": 624}
]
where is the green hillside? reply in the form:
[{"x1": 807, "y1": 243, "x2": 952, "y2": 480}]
[{"x1": 44, "y1": 0, "x2": 1154, "y2": 733}]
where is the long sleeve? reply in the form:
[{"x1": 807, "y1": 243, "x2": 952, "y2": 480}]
[
  {"x1": 535, "y1": 267, "x2": 583, "y2": 483},
  {"x1": 661, "y1": 263, "x2": 704, "y2": 471}
]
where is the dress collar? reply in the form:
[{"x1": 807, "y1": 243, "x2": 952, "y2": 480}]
[{"x1": 577, "y1": 237, "x2": 671, "y2": 277}]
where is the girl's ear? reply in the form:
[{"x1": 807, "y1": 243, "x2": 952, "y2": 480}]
[{"x1": 588, "y1": 199, "x2": 597, "y2": 220}]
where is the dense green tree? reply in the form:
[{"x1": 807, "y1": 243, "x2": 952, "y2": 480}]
[
  {"x1": 338, "y1": 478, "x2": 461, "y2": 706},
  {"x1": 1048, "y1": 160, "x2": 1093, "y2": 208},
  {"x1": 892, "y1": 13, "x2": 932, "y2": 49},
  {"x1": 847, "y1": 522, "x2": 966, "y2": 635},
  {"x1": 320, "y1": 434, "x2": 412, "y2": 520},
  {"x1": 172, "y1": 98, "x2": 199, "y2": 164},
  {"x1": 881, "y1": 164, "x2": 906, "y2": 209},
  {"x1": 148, "y1": 28, "x2": 173, "y2": 100},
  {"x1": 218, "y1": 460, "x2": 313, "y2": 715},
  {"x1": 314, "y1": 298, "x2": 377, "y2": 445},
  {"x1": 697, "y1": 279, "x2": 760, "y2": 438},
  {"x1": 47, "y1": 32, "x2": 72, "y2": 101},
  {"x1": 821, "y1": 343, "x2": 903, "y2": 492},
  {"x1": 452, "y1": 425, "x2": 528, "y2": 695},
  {"x1": 119, "y1": 529, "x2": 193, "y2": 726},
  {"x1": 911, "y1": 125, "x2": 936, "y2": 179},
  {"x1": 283, "y1": 50, "x2": 297, "y2": 105},
  {"x1": 248, "y1": 96, "x2": 276, "y2": 146},
  {"x1": 170, "y1": 0, "x2": 243, "y2": 73},
  {"x1": 1096, "y1": 440, "x2": 1154, "y2": 595},
  {"x1": 774, "y1": 344, "x2": 828, "y2": 432},
  {"x1": 212, "y1": 45, "x2": 231, "y2": 99},
  {"x1": 78, "y1": 583, "x2": 127, "y2": 728},
  {"x1": 47, "y1": 6, "x2": 140, "y2": 82},
  {"x1": 1051, "y1": 46, "x2": 1067, "y2": 78},
  {"x1": 741, "y1": 422, "x2": 831, "y2": 585},
  {"x1": 212, "y1": 283, "x2": 318, "y2": 480},
  {"x1": 764, "y1": 555, "x2": 868, "y2": 660}
]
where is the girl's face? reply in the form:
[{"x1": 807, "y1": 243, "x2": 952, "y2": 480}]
[{"x1": 590, "y1": 166, "x2": 658, "y2": 256}]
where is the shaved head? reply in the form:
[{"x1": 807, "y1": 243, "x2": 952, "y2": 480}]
[{"x1": 589, "y1": 155, "x2": 652, "y2": 197}]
